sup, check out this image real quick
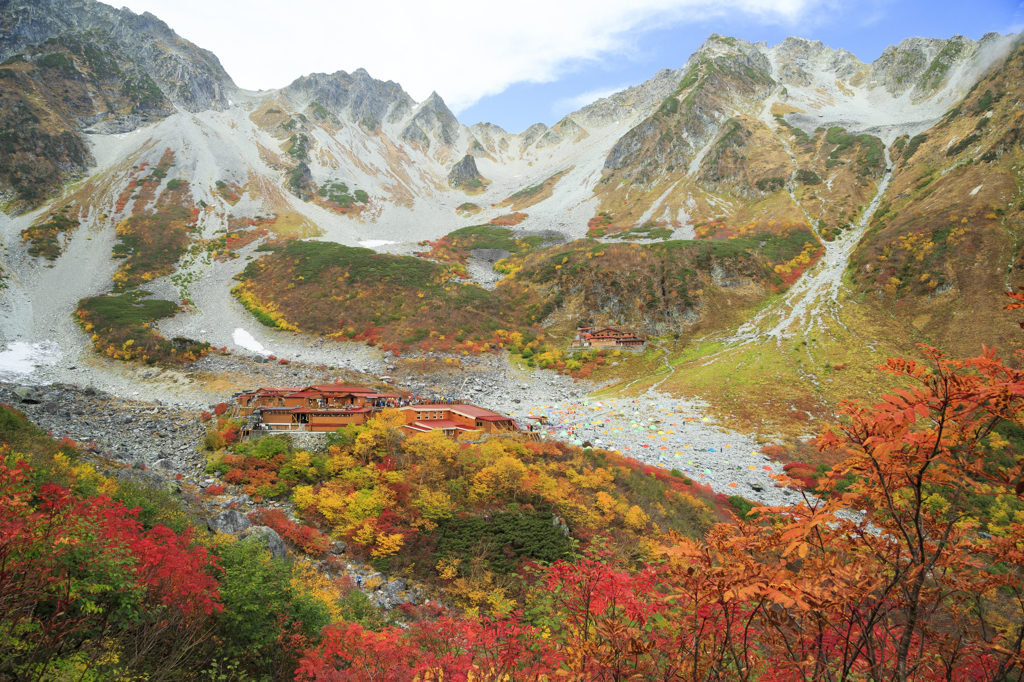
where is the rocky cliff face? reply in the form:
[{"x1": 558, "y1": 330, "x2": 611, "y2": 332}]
[
  {"x1": 0, "y1": 25, "x2": 185, "y2": 211},
  {"x1": 0, "y1": 0, "x2": 236, "y2": 112},
  {"x1": 768, "y1": 37, "x2": 866, "y2": 87}
]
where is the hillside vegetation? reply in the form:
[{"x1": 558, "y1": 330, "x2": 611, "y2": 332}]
[
  {"x1": 847, "y1": 43, "x2": 1024, "y2": 360},
  {"x1": 233, "y1": 220, "x2": 823, "y2": 362},
  {"x1": 9, "y1": 341, "x2": 1024, "y2": 680}
]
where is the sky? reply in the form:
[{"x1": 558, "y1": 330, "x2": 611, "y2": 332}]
[{"x1": 116, "y1": 0, "x2": 1024, "y2": 134}]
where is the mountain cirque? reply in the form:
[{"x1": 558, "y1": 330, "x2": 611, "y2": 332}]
[{"x1": 0, "y1": 0, "x2": 1023, "y2": 440}]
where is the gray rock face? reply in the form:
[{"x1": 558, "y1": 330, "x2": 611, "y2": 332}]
[
  {"x1": 769, "y1": 37, "x2": 866, "y2": 88},
  {"x1": 381, "y1": 578, "x2": 407, "y2": 603},
  {"x1": 283, "y1": 68, "x2": 415, "y2": 130},
  {"x1": 869, "y1": 37, "x2": 946, "y2": 97},
  {"x1": 467, "y1": 122, "x2": 509, "y2": 156},
  {"x1": 572, "y1": 68, "x2": 683, "y2": 130},
  {"x1": 330, "y1": 540, "x2": 348, "y2": 555},
  {"x1": 244, "y1": 526, "x2": 287, "y2": 559},
  {"x1": 0, "y1": 0, "x2": 236, "y2": 112},
  {"x1": 208, "y1": 510, "x2": 251, "y2": 534},
  {"x1": 401, "y1": 92, "x2": 459, "y2": 148},
  {"x1": 518, "y1": 122, "x2": 548, "y2": 153},
  {"x1": 447, "y1": 154, "x2": 482, "y2": 188},
  {"x1": 84, "y1": 114, "x2": 145, "y2": 135}
]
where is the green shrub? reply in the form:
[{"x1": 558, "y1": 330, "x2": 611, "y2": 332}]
[
  {"x1": 435, "y1": 512, "x2": 571, "y2": 574},
  {"x1": 214, "y1": 540, "x2": 330, "y2": 677},
  {"x1": 904, "y1": 134, "x2": 928, "y2": 160},
  {"x1": 795, "y1": 169, "x2": 821, "y2": 185},
  {"x1": 755, "y1": 177, "x2": 786, "y2": 192},
  {"x1": 727, "y1": 495, "x2": 757, "y2": 519}
]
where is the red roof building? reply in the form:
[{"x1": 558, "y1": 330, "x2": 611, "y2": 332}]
[
  {"x1": 570, "y1": 326, "x2": 644, "y2": 348},
  {"x1": 398, "y1": 404, "x2": 518, "y2": 438}
]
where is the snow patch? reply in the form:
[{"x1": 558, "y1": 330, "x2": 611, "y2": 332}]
[
  {"x1": 232, "y1": 329, "x2": 269, "y2": 355},
  {"x1": 970, "y1": 184, "x2": 983, "y2": 196},
  {"x1": 359, "y1": 240, "x2": 397, "y2": 248},
  {"x1": 0, "y1": 341, "x2": 61, "y2": 381}
]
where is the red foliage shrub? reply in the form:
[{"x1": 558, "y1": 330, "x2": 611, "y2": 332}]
[
  {"x1": 0, "y1": 459, "x2": 223, "y2": 647},
  {"x1": 248, "y1": 508, "x2": 330, "y2": 557},
  {"x1": 279, "y1": 359, "x2": 290, "y2": 365},
  {"x1": 213, "y1": 403, "x2": 228, "y2": 416},
  {"x1": 200, "y1": 411, "x2": 212, "y2": 422},
  {"x1": 205, "y1": 484, "x2": 225, "y2": 496},
  {"x1": 782, "y1": 462, "x2": 818, "y2": 489}
]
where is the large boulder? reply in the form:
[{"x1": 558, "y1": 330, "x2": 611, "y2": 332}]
[
  {"x1": 208, "y1": 510, "x2": 251, "y2": 534},
  {"x1": 381, "y1": 578, "x2": 407, "y2": 603},
  {"x1": 13, "y1": 386, "x2": 42, "y2": 404},
  {"x1": 244, "y1": 526, "x2": 287, "y2": 559}
]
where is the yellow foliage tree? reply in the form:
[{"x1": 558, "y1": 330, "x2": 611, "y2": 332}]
[
  {"x1": 625, "y1": 505, "x2": 650, "y2": 532},
  {"x1": 353, "y1": 408, "x2": 406, "y2": 465},
  {"x1": 371, "y1": 532, "x2": 405, "y2": 558},
  {"x1": 290, "y1": 560, "x2": 347, "y2": 622}
]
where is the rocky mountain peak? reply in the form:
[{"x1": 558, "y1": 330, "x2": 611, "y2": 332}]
[
  {"x1": 869, "y1": 35, "x2": 972, "y2": 96},
  {"x1": 768, "y1": 36, "x2": 866, "y2": 86},
  {"x1": 572, "y1": 67, "x2": 685, "y2": 129},
  {"x1": 400, "y1": 90, "x2": 460, "y2": 149},
  {"x1": 283, "y1": 69, "x2": 415, "y2": 129},
  {"x1": 693, "y1": 33, "x2": 765, "y2": 63}
]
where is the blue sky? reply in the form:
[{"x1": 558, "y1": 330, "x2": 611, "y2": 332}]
[
  {"x1": 118, "y1": 0, "x2": 1023, "y2": 134},
  {"x1": 460, "y1": 1, "x2": 1024, "y2": 133}
]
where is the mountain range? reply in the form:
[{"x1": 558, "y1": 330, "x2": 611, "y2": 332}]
[{"x1": 2, "y1": 0, "x2": 1024, "y2": 432}]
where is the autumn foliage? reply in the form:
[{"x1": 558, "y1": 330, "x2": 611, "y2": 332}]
[
  {"x1": 295, "y1": 344, "x2": 1024, "y2": 681},
  {"x1": 0, "y1": 459, "x2": 222, "y2": 679},
  {"x1": 9, "y1": 337, "x2": 1024, "y2": 680},
  {"x1": 248, "y1": 507, "x2": 331, "y2": 557}
]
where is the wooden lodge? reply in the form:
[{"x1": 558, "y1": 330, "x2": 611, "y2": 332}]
[
  {"x1": 240, "y1": 383, "x2": 399, "y2": 433},
  {"x1": 236, "y1": 384, "x2": 518, "y2": 439},
  {"x1": 257, "y1": 406, "x2": 374, "y2": 432},
  {"x1": 569, "y1": 326, "x2": 645, "y2": 349},
  {"x1": 399, "y1": 404, "x2": 519, "y2": 438}
]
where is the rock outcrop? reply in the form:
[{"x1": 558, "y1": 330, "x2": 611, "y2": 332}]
[
  {"x1": 209, "y1": 510, "x2": 252, "y2": 534},
  {"x1": 447, "y1": 154, "x2": 482, "y2": 187},
  {"x1": 244, "y1": 526, "x2": 287, "y2": 559}
]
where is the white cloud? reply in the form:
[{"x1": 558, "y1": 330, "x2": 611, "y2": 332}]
[
  {"x1": 114, "y1": 0, "x2": 824, "y2": 111},
  {"x1": 552, "y1": 84, "x2": 633, "y2": 117}
]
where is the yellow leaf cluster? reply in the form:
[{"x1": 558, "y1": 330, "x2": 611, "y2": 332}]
[{"x1": 290, "y1": 560, "x2": 347, "y2": 622}]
